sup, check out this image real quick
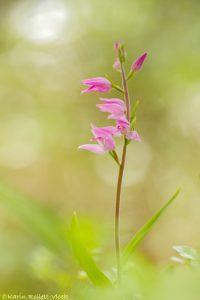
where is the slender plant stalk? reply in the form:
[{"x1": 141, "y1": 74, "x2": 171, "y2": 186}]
[
  {"x1": 115, "y1": 59, "x2": 131, "y2": 283},
  {"x1": 79, "y1": 45, "x2": 147, "y2": 286},
  {"x1": 121, "y1": 63, "x2": 131, "y2": 121},
  {"x1": 115, "y1": 141, "x2": 127, "y2": 283}
]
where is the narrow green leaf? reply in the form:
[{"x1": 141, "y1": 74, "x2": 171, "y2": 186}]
[
  {"x1": 118, "y1": 44, "x2": 126, "y2": 63},
  {"x1": 122, "y1": 188, "x2": 181, "y2": 263},
  {"x1": 111, "y1": 83, "x2": 124, "y2": 93},
  {"x1": 0, "y1": 182, "x2": 68, "y2": 254},
  {"x1": 70, "y1": 212, "x2": 111, "y2": 287},
  {"x1": 130, "y1": 100, "x2": 140, "y2": 124},
  {"x1": 131, "y1": 116, "x2": 136, "y2": 130},
  {"x1": 104, "y1": 74, "x2": 124, "y2": 94},
  {"x1": 125, "y1": 138, "x2": 131, "y2": 146},
  {"x1": 126, "y1": 69, "x2": 134, "y2": 81},
  {"x1": 109, "y1": 150, "x2": 120, "y2": 166}
]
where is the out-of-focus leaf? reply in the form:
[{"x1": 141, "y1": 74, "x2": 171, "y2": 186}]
[
  {"x1": 109, "y1": 150, "x2": 120, "y2": 165},
  {"x1": 70, "y1": 212, "x2": 111, "y2": 287},
  {"x1": 130, "y1": 100, "x2": 140, "y2": 125},
  {"x1": 0, "y1": 182, "x2": 68, "y2": 254},
  {"x1": 173, "y1": 245, "x2": 199, "y2": 261},
  {"x1": 122, "y1": 188, "x2": 181, "y2": 263}
]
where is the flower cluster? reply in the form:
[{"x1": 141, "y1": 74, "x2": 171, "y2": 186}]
[
  {"x1": 78, "y1": 91, "x2": 140, "y2": 154},
  {"x1": 78, "y1": 45, "x2": 147, "y2": 155}
]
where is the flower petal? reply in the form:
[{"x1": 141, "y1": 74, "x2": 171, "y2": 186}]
[
  {"x1": 131, "y1": 53, "x2": 147, "y2": 72},
  {"x1": 96, "y1": 103, "x2": 124, "y2": 114},
  {"x1": 114, "y1": 41, "x2": 121, "y2": 50},
  {"x1": 78, "y1": 144, "x2": 106, "y2": 154},
  {"x1": 126, "y1": 130, "x2": 141, "y2": 141},
  {"x1": 81, "y1": 77, "x2": 109, "y2": 85},
  {"x1": 107, "y1": 113, "x2": 126, "y2": 120},
  {"x1": 113, "y1": 58, "x2": 121, "y2": 71},
  {"x1": 91, "y1": 125, "x2": 117, "y2": 138},
  {"x1": 81, "y1": 77, "x2": 111, "y2": 93},
  {"x1": 99, "y1": 98, "x2": 125, "y2": 106},
  {"x1": 103, "y1": 136, "x2": 116, "y2": 151},
  {"x1": 81, "y1": 86, "x2": 98, "y2": 94},
  {"x1": 117, "y1": 117, "x2": 130, "y2": 129},
  {"x1": 97, "y1": 98, "x2": 126, "y2": 119}
]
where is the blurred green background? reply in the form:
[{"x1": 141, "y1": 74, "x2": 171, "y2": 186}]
[{"x1": 0, "y1": 0, "x2": 200, "y2": 296}]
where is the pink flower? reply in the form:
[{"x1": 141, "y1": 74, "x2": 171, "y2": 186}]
[
  {"x1": 131, "y1": 53, "x2": 147, "y2": 72},
  {"x1": 78, "y1": 125, "x2": 116, "y2": 154},
  {"x1": 126, "y1": 131, "x2": 141, "y2": 141},
  {"x1": 113, "y1": 57, "x2": 121, "y2": 71},
  {"x1": 116, "y1": 118, "x2": 141, "y2": 141},
  {"x1": 91, "y1": 124, "x2": 117, "y2": 137},
  {"x1": 113, "y1": 41, "x2": 126, "y2": 71},
  {"x1": 114, "y1": 41, "x2": 121, "y2": 50},
  {"x1": 116, "y1": 118, "x2": 129, "y2": 133},
  {"x1": 81, "y1": 77, "x2": 111, "y2": 94},
  {"x1": 96, "y1": 98, "x2": 126, "y2": 120}
]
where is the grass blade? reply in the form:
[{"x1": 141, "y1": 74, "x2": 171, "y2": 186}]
[
  {"x1": 122, "y1": 188, "x2": 181, "y2": 263},
  {"x1": 130, "y1": 100, "x2": 140, "y2": 124},
  {"x1": 70, "y1": 212, "x2": 111, "y2": 286},
  {"x1": 0, "y1": 182, "x2": 68, "y2": 254}
]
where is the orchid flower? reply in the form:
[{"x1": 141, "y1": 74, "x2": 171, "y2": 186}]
[
  {"x1": 81, "y1": 77, "x2": 111, "y2": 94},
  {"x1": 116, "y1": 117, "x2": 141, "y2": 141},
  {"x1": 96, "y1": 98, "x2": 126, "y2": 120},
  {"x1": 131, "y1": 52, "x2": 147, "y2": 72},
  {"x1": 78, "y1": 124, "x2": 116, "y2": 154},
  {"x1": 113, "y1": 57, "x2": 121, "y2": 71},
  {"x1": 91, "y1": 124, "x2": 117, "y2": 137},
  {"x1": 114, "y1": 41, "x2": 121, "y2": 50}
]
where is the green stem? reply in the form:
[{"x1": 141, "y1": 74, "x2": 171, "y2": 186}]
[
  {"x1": 115, "y1": 58, "x2": 131, "y2": 283},
  {"x1": 121, "y1": 63, "x2": 131, "y2": 121},
  {"x1": 115, "y1": 141, "x2": 127, "y2": 283}
]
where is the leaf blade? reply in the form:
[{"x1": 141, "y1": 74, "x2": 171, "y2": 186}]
[
  {"x1": 0, "y1": 182, "x2": 68, "y2": 254},
  {"x1": 70, "y1": 212, "x2": 111, "y2": 287},
  {"x1": 122, "y1": 188, "x2": 181, "y2": 263},
  {"x1": 130, "y1": 100, "x2": 140, "y2": 125}
]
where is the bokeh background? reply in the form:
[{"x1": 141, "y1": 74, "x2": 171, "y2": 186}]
[{"x1": 0, "y1": 0, "x2": 200, "y2": 295}]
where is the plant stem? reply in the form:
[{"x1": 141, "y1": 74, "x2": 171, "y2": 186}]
[
  {"x1": 115, "y1": 59, "x2": 131, "y2": 283},
  {"x1": 115, "y1": 141, "x2": 127, "y2": 283},
  {"x1": 121, "y1": 63, "x2": 131, "y2": 121}
]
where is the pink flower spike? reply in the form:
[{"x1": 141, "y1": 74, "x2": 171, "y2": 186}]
[
  {"x1": 78, "y1": 144, "x2": 106, "y2": 154},
  {"x1": 126, "y1": 130, "x2": 141, "y2": 142},
  {"x1": 131, "y1": 52, "x2": 147, "y2": 72},
  {"x1": 81, "y1": 77, "x2": 111, "y2": 94}
]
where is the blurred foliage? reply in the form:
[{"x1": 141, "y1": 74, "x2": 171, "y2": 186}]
[{"x1": 0, "y1": 0, "x2": 200, "y2": 297}]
